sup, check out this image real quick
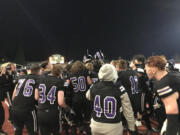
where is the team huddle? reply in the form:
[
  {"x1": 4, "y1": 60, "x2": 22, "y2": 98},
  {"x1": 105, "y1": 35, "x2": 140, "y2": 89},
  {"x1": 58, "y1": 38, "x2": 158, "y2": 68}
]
[{"x1": 0, "y1": 52, "x2": 180, "y2": 135}]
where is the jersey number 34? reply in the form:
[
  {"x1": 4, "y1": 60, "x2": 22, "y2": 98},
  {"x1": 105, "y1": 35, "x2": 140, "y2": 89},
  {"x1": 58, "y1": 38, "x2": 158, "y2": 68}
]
[{"x1": 38, "y1": 84, "x2": 57, "y2": 104}]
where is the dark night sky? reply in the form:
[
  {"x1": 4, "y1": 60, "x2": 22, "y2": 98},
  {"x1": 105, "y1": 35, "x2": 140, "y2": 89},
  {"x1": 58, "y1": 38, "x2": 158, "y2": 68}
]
[{"x1": 0, "y1": 0, "x2": 180, "y2": 62}]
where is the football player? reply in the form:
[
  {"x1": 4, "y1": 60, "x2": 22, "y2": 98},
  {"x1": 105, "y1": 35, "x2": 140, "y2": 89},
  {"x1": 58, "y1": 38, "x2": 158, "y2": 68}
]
[
  {"x1": 40, "y1": 61, "x2": 49, "y2": 74},
  {"x1": 86, "y1": 64, "x2": 137, "y2": 135},
  {"x1": 35, "y1": 64, "x2": 67, "y2": 135},
  {"x1": 0, "y1": 102, "x2": 6, "y2": 135},
  {"x1": 129, "y1": 55, "x2": 155, "y2": 130},
  {"x1": 0, "y1": 68, "x2": 7, "y2": 135},
  {"x1": 40, "y1": 60, "x2": 52, "y2": 77},
  {"x1": 130, "y1": 54, "x2": 146, "y2": 71},
  {"x1": 67, "y1": 61, "x2": 92, "y2": 128},
  {"x1": 85, "y1": 62, "x2": 98, "y2": 83},
  {"x1": 145, "y1": 56, "x2": 180, "y2": 135},
  {"x1": 90, "y1": 60, "x2": 103, "y2": 83},
  {"x1": 11, "y1": 64, "x2": 41, "y2": 135},
  {"x1": 115, "y1": 59, "x2": 141, "y2": 119}
]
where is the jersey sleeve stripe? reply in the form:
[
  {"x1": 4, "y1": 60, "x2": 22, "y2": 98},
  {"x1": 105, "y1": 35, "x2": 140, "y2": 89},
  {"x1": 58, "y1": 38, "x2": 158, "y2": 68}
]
[
  {"x1": 158, "y1": 88, "x2": 173, "y2": 96},
  {"x1": 157, "y1": 86, "x2": 170, "y2": 93},
  {"x1": 158, "y1": 88, "x2": 171, "y2": 94}
]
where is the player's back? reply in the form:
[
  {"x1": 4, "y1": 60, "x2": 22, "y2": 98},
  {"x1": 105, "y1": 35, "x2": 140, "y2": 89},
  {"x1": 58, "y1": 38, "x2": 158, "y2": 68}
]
[
  {"x1": 118, "y1": 70, "x2": 139, "y2": 95},
  {"x1": 90, "y1": 81, "x2": 122, "y2": 123},
  {"x1": 118, "y1": 70, "x2": 141, "y2": 116},
  {"x1": 69, "y1": 69, "x2": 92, "y2": 123},
  {"x1": 37, "y1": 75, "x2": 64, "y2": 110},
  {"x1": 69, "y1": 69, "x2": 89, "y2": 97},
  {"x1": 12, "y1": 74, "x2": 39, "y2": 110}
]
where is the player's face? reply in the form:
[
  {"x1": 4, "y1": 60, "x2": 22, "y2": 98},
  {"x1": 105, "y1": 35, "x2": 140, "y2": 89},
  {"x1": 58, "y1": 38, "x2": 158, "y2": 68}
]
[
  {"x1": 47, "y1": 62, "x2": 53, "y2": 70},
  {"x1": 115, "y1": 65, "x2": 120, "y2": 71},
  {"x1": 145, "y1": 65, "x2": 157, "y2": 79},
  {"x1": 11, "y1": 64, "x2": 16, "y2": 72},
  {"x1": 130, "y1": 61, "x2": 136, "y2": 70},
  {"x1": 110, "y1": 61, "x2": 115, "y2": 67},
  {"x1": 38, "y1": 70, "x2": 41, "y2": 75}
]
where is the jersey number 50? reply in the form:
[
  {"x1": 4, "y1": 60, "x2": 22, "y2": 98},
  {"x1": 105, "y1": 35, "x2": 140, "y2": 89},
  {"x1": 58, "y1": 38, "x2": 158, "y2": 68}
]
[{"x1": 70, "y1": 76, "x2": 86, "y2": 92}]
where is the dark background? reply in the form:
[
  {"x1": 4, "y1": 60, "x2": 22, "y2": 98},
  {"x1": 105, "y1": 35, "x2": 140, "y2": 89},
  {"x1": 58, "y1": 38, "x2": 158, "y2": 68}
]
[{"x1": 0, "y1": 0, "x2": 180, "y2": 62}]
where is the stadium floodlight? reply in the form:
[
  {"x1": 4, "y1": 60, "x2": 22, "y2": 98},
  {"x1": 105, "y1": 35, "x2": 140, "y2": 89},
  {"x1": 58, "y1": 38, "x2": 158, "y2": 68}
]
[{"x1": 49, "y1": 54, "x2": 65, "y2": 64}]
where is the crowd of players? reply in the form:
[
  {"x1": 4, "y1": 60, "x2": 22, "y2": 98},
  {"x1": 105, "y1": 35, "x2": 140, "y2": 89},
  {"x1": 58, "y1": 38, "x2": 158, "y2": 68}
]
[{"x1": 0, "y1": 52, "x2": 180, "y2": 135}]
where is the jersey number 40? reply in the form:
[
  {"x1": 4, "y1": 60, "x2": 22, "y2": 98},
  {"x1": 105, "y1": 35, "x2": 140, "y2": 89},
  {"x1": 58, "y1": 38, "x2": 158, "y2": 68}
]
[{"x1": 94, "y1": 95, "x2": 117, "y2": 119}]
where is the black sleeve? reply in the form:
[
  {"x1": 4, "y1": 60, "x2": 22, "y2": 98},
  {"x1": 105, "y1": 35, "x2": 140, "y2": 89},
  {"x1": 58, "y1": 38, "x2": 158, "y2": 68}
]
[
  {"x1": 57, "y1": 79, "x2": 64, "y2": 91},
  {"x1": 118, "y1": 85, "x2": 127, "y2": 96},
  {"x1": 117, "y1": 72, "x2": 123, "y2": 83},
  {"x1": 156, "y1": 76, "x2": 175, "y2": 98},
  {"x1": 171, "y1": 73, "x2": 180, "y2": 92},
  {"x1": 157, "y1": 86, "x2": 175, "y2": 98},
  {"x1": 115, "y1": 80, "x2": 127, "y2": 96},
  {"x1": 35, "y1": 76, "x2": 40, "y2": 89}
]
